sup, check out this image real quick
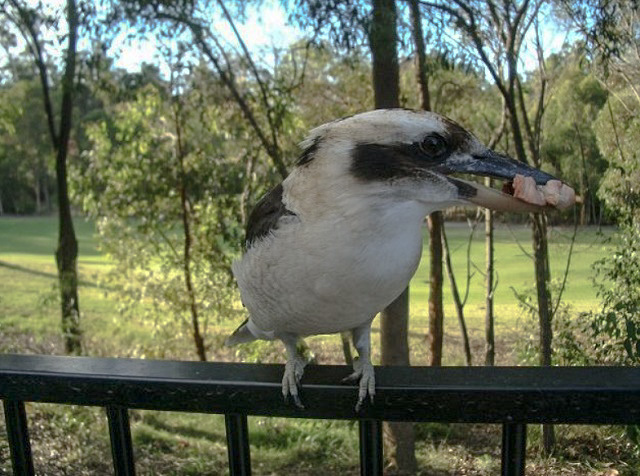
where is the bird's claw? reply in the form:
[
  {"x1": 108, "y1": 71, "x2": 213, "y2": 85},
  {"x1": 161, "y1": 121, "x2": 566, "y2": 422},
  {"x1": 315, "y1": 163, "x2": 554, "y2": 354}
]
[
  {"x1": 283, "y1": 392, "x2": 305, "y2": 409},
  {"x1": 282, "y1": 356, "x2": 306, "y2": 409},
  {"x1": 343, "y1": 358, "x2": 375, "y2": 412}
]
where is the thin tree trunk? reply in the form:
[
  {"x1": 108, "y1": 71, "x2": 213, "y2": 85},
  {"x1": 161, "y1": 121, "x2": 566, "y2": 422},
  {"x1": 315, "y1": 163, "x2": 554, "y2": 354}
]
[
  {"x1": 173, "y1": 100, "x2": 207, "y2": 362},
  {"x1": 179, "y1": 180, "x2": 206, "y2": 362},
  {"x1": 371, "y1": 0, "x2": 416, "y2": 472},
  {"x1": 43, "y1": 177, "x2": 50, "y2": 213},
  {"x1": 532, "y1": 211, "x2": 555, "y2": 452},
  {"x1": 574, "y1": 123, "x2": 590, "y2": 226},
  {"x1": 427, "y1": 212, "x2": 444, "y2": 366},
  {"x1": 409, "y1": 0, "x2": 446, "y2": 370},
  {"x1": 485, "y1": 183, "x2": 495, "y2": 366},
  {"x1": 409, "y1": 0, "x2": 430, "y2": 112},
  {"x1": 55, "y1": 0, "x2": 81, "y2": 355},
  {"x1": 483, "y1": 106, "x2": 505, "y2": 368},
  {"x1": 441, "y1": 226, "x2": 472, "y2": 366},
  {"x1": 34, "y1": 178, "x2": 41, "y2": 214}
]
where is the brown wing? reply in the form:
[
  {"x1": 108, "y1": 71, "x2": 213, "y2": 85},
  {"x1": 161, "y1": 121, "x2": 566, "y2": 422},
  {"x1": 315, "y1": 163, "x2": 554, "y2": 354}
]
[{"x1": 245, "y1": 183, "x2": 297, "y2": 250}]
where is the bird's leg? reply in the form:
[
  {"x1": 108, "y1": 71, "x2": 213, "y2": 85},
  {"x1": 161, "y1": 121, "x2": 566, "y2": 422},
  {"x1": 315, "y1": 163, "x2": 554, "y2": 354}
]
[
  {"x1": 342, "y1": 320, "x2": 375, "y2": 412},
  {"x1": 280, "y1": 333, "x2": 307, "y2": 409}
]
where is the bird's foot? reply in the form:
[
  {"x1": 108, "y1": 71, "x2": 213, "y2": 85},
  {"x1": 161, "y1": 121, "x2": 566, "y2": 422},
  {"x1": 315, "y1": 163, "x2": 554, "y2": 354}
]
[
  {"x1": 282, "y1": 355, "x2": 307, "y2": 409},
  {"x1": 342, "y1": 357, "x2": 375, "y2": 412}
]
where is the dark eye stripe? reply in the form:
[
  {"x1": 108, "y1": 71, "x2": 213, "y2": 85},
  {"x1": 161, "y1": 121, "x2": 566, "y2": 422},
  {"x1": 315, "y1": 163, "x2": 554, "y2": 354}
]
[{"x1": 350, "y1": 142, "x2": 445, "y2": 182}]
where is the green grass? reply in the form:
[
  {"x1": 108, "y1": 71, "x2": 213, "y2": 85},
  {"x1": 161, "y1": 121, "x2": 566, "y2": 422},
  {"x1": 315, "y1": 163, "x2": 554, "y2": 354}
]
[
  {"x1": 0, "y1": 216, "x2": 173, "y2": 357},
  {"x1": 0, "y1": 215, "x2": 615, "y2": 363},
  {"x1": 1, "y1": 215, "x2": 630, "y2": 476},
  {"x1": 406, "y1": 221, "x2": 614, "y2": 365}
]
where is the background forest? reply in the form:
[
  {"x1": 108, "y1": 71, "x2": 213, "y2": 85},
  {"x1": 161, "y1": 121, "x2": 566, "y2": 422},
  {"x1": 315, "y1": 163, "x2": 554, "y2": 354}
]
[{"x1": 1, "y1": 0, "x2": 640, "y2": 474}]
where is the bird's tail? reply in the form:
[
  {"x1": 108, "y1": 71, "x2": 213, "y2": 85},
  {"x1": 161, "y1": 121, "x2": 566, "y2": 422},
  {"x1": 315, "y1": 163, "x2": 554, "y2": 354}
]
[{"x1": 225, "y1": 319, "x2": 257, "y2": 346}]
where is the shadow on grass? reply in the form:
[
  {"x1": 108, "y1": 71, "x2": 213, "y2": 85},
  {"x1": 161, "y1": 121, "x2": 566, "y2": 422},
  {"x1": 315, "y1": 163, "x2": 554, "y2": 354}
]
[
  {"x1": 0, "y1": 260, "x2": 101, "y2": 288},
  {"x1": 140, "y1": 412, "x2": 226, "y2": 444}
]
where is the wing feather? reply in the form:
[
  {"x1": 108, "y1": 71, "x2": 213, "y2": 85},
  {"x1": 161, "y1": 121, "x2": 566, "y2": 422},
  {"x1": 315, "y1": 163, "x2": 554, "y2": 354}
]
[{"x1": 245, "y1": 183, "x2": 297, "y2": 249}]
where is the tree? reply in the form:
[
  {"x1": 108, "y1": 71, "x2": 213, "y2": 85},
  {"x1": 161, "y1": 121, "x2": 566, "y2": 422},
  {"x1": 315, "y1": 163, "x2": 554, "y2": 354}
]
[
  {"x1": 541, "y1": 48, "x2": 607, "y2": 225},
  {"x1": 369, "y1": 1, "x2": 417, "y2": 472},
  {"x1": 2, "y1": 0, "x2": 82, "y2": 353},
  {"x1": 407, "y1": 0, "x2": 446, "y2": 368},
  {"x1": 0, "y1": 74, "x2": 55, "y2": 215},
  {"x1": 418, "y1": 0, "x2": 556, "y2": 450},
  {"x1": 73, "y1": 71, "x2": 243, "y2": 360},
  {"x1": 118, "y1": 0, "x2": 305, "y2": 180}
]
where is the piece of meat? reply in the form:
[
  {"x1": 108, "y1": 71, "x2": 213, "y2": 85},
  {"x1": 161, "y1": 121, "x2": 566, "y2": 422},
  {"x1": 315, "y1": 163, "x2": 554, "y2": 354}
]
[
  {"x1": 513, "y1": 175, "x2": 546, "y2": 206},
  {"x1": 542, "y1": 180, "x2": 576, "y2": 209},
  {"x1": 512, "y1": 174, "x2": 576, "y2": 210}
]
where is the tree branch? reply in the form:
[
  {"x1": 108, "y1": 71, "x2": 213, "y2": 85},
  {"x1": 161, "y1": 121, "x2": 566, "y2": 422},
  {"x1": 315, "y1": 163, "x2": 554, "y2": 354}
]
[
  {"x1": 551, "y1": 213, "x2": 578, "y2": 320},
  {"x1": 6, "y1": 0, "x2": 58, "y2": 148},
  {"x1": 153, "y1": 10, "x2": 288, "y2": 179}
]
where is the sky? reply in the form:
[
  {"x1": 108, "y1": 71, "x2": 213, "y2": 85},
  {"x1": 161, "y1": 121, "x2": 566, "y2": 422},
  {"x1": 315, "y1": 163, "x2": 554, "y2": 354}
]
[
  {"x1": 110, "y1": 0, "x2": 300, "y2": 72},
  {"x1": 3, "y1": 1, "x2": 571, "y2": 76}
]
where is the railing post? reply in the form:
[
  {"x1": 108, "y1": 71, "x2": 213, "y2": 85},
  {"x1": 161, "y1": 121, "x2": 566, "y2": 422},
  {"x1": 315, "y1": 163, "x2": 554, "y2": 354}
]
[
  {"x1": 501, "y1": 423, "x2": 527, "y2": 476},
  {"x1": 3, "y1": 400, "x2": 35, "y2": 476},
  {"x1": 225, "y1": 414, "x2": 251, "y2": 476},
  {"x1": 359, "y1": 419, "x2": 383, "y2": 476},
  {"x1": 106, "y1": 405, "x2": 136, "y2": 476}
]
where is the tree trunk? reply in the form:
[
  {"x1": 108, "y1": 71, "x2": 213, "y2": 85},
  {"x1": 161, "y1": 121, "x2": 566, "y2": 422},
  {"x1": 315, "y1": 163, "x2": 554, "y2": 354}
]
[
  {"x1": 371, "y1": 0, "x2": 416, "y2": 472},
  {"x1": 427, "y1": 212, "x2": 444, "y2": 366},
  {"x1": 441, "y1": 226, "x2": 472, "y2": 366},
  {"x1": 485, "y1": 184, "x2": 495, "y2": 366},
  {"x1": 574, "y1": 123, "x2": 590, "y2": 225},
  {"x1": 380, "y1": 288, "x2": 410, "y2": 365},
  {"x1": 174, "y1": 101, "x2": 207, "y2": 362},
  {"x1": 180, "y1": 186, "x2": 206, "y2": 362},
  {"x1": 370, "y1": 0, "x2": 400, "y2": 109},
  {"x1": 43, "y1": 176, "x2": 51, "y2": 213},
  {"x1": 532, "y1": 212, "x2": 555, "y2": 452},
  {"x1": 380, "y1": 288, "x2": 416, "y2": 473},
  {"x1": 409, "y1": 0, "x2": 446, "y2": 369},
  {"x1": 409, "y1": 0, "x2": 430, "y2": 112},
  {"x1": 34, "y1": 178, "x2": 41, "y2": 214},
  {"x1": 55, "y1": 0, "x2": 81, "y2": 355}
]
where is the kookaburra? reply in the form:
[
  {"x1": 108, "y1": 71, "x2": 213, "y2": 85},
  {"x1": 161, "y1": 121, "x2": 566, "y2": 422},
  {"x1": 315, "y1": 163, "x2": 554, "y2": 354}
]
[{"x1": 227, "y1": 109, "x2": 575, "y2": 410}]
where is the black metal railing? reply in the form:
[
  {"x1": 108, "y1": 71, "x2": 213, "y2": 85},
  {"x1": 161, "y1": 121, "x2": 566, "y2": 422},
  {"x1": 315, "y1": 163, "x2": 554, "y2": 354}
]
[{"x1": 2, "y1": 354, "x2": 640, "y2": 475}]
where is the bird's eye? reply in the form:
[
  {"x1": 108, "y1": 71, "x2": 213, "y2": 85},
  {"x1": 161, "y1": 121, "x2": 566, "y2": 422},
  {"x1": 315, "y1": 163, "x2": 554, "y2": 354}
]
[{"x1": 419, "y1": 134, "x2": 448, "y2": 158}]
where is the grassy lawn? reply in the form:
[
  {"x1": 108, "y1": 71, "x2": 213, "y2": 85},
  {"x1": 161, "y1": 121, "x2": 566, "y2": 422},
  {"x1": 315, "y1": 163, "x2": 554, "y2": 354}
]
[
  {"x1": 0, "y1": 215, "x2": 613, "y2": 359},
  {"x1": 2, "y1": 215, "x2": 633, "y2": 476}
]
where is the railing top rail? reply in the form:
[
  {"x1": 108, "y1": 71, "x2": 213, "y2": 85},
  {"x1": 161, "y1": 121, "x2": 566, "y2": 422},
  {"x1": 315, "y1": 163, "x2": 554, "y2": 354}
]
[{"x1": 2, "y1": 354, "x2": 640, "y2": 424}]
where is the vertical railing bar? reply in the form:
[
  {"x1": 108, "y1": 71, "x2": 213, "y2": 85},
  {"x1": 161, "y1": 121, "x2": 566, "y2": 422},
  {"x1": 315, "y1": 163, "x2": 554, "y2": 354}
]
[
  {"x1": 501, "y1": 423, "x2": 527, "y2": 476},
  {"x1": 106, "y1": 405, "x2": 136, "y2": 476},
  {"x1": 225, "y1": 414, "x2": 251, "y2": 476},
  {"x1": 359, "y1": 419, "x2": 383, "y2": 476},
  {"x1": 3, "y1": 400, "x2": 35, "y2": 476}
]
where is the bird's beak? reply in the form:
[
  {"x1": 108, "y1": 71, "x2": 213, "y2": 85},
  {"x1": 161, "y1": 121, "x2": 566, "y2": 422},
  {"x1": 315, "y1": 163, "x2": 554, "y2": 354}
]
[{"x1": 435, "y1": 148, "x2": 567, "y2": 212}]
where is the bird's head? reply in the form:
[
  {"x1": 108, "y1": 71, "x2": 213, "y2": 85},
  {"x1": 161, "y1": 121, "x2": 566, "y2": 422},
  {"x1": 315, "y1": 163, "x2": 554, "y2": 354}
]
[{"x1": 291, "y1": 109, "x2": 571, "y2": 215}]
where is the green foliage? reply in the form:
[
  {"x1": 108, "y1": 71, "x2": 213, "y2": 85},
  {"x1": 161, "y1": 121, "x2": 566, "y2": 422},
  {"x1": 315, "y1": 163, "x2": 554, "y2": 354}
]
[
  {"x1": 585, "y1": 225, "x2": 640, "y2": 365},
  {"x1": 514, "y1": 281, "x2": 593, "y2": 366},
  {"x1": 594, "y1": 91, "x2": 640, "y2": 222},
  {"x1": 71, "y1": 83, "x2": 244, "y2": 358},
  {"x1": 586, "y1": 73, "x2": 640, "y2": 366},
  {"x1": 541, "y1": 48, "x2": 608, "y2": 224},
  {"x1": 0, "y1": 76, "x2": 55, "y2": 214}
]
